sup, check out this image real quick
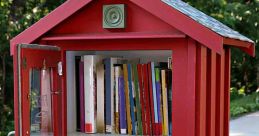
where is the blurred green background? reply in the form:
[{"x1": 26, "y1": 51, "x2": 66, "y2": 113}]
[{"x1": 0, "y1": 0, "x2": 258, "y2": 135}]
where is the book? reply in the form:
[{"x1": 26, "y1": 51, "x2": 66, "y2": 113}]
[
  {"x1": 132, "y1": 64, "x2": 143, "y2": 135},
  {"x1": 161, "y1": 70, "x2": 169, "y2": 135},
  {"x1": 104, "y1": 58, "x2": 124, "y2": 134},
  {"x1": 166, "y1": 70, "x2": 173, "y2": 135},
  {"x1": 82, "y1": 55, "x2": 104, "y2": 133},
  {"x1": 143, "y1": 64, "x2": 152, "y2": 135},
  {"x1": 114, "y1": 65, "x2": 120, "y2": 134},
  {"x1": 127, "y1": 64, "x2": 136, "y2": 135},
  {"x1": 151, "y1": 62, "x2": 158, "y2": 134},
  {"x1": 137, "y1": 64, "x2": 146, "y2": 135},
  {"x1": 123, "y1": 64, "x2": 132, "y2": 134},
  {"x1": 96, "y1": 64, "x2": 105, "y2": 133},
  {"x1": 118, "y1": 69, "x2": 127, "y2": 134},
  {"x1": 147, "y1": 62, "x2": 155, "y2": 135},
  {"x1": 75, "y1": 56, "x2": 81, "y2": 131},
  {"x1": 79, "y1": 61, "x2": 85, "y2": 132},
  {"x1": 155, "y1": 68, "x2": 162, "y2": 135}
]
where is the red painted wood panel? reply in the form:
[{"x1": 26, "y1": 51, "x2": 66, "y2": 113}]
[
  {"x1": 224, "y1": 48, "x2": 231, "y2": 136},
  {"x1": 195, "y1": 45, "x2": 207, "y2": 136},
  {"x1": 206, "y1": 50, "x2": 217, "y2": 136},
  {"x1": 46, "y1": 38, "x2": 184, "y2": 51},
  {"x1": 61, "y1": 50, "x2": 67, "y2": 135},
  {"x1": 49, "y1": 0, "x2": 181, "y2": 35},
  {"x1": 172, "y1": 39, "x2": 196, "y2": 136},
  {"x1": 216, "y1": 50, "x2": 225, "y2": 136},
  {"x1": 13, "y1": 46, "x2": 19, "y2": 136},
  {"x1": 131, "y1": 0, "x2": 223, "y2": 54},
  {"x1": 185, "y1": 38, "x2": 197, "y2": 136}
]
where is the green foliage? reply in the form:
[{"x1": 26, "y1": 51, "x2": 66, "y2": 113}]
[
  {"x1": 230, "y1": 92, "x2": 259, "y2": 117},
  {"x1": 186, "y1": 0, "x2": 259, "y2": 92}
]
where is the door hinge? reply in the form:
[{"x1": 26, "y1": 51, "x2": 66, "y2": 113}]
[
  {"x1": 27, "y1": 93, "x2": 31, "y2": 100},
  {"x1": 22, "y1": 57, "x2": 27, "y2": 69},
  {"x1": 58, "y1": 61, "x2": 62, "y2": 76}
]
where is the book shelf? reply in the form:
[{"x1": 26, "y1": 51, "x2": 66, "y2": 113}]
[{"x1": 66, "y1": 50, "x2": 172, "y2": 135}]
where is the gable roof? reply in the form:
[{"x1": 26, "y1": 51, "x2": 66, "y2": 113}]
[{"x1": 10, "y1": 0, "x2": 255, "y2": 56}]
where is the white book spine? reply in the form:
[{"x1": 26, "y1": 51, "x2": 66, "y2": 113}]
[
  {"x1": 83, "y1": 55, "x2": 96, "y2": 133},
  {"x1": 96, "y1": 64, "x2": 105, "y2": 133}
]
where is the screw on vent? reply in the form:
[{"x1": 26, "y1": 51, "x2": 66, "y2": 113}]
[{"x1": 103, "y1": 4, "x2": 125, "y2": 28}]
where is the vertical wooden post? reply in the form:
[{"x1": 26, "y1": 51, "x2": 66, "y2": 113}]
[
  {"x1": 61, "y1": 50, "x2": 67, "y2": 135},
  {"x1": 224, "y1": 48, "x2": 231, "y2": 136},
  {"x1": 195, "y1": 45, "x2": 207, "y2": 136},
  {"x1": 13, "y1": 46, "x2": 20, "y2": 136},
  {"x1": 216, "y1": 50, "x2": 225, "y2": 136},
  {"x1": 206, "y1": 50, "x2": 216, "y2": 136},
  {"x1": 172, "y1": 38, "x2": 196, "y2": 136}
]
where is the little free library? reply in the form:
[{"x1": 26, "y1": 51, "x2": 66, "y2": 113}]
[{"x1": 10, "y1": 0, "x2": 255, "y2": 136}]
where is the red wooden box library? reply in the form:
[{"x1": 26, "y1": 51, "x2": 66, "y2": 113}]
[{"x1": 10, "y1": 0, "x2": 255, "y2": 136}]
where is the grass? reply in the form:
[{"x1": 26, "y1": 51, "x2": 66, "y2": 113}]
[{"x1": 230, "y1": 92, "x2": 259, "y2": 118}]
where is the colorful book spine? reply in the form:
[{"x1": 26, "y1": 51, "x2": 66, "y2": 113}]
[
  {"x1": 114, "y1": 65, "x2": 120, "y2": 134},
  {"x1": 161, "y1": 70, "x2": 169, "y2": 135},
  {"x1": 167, "y1": 70, "x2": 173, "y2": 135},
  {"x1": 75, "y1": 57, "x2": 81, "y2": 131},
  {"x1": 104, "y1": 58, "x2": 113, "y2": 133},
  {"x1": 137, "y1": 64, "x2": 147, "y2": 135},
  {"x1": 151, "y1": 62, "x2": 158, "y2": 134},
  {"x1": 143, "y1": 64, "x2": 151, "y2": 135},
  {"x1": 133, "y1": 64, "x2": 143, "y2": 135},
  {"x1": 155, "y1": 68, "x2": 162, "y2": 135},
  {"x1": 119, "y1": 75, "x2": 127, "y2": 134},
  {"x1": 79, "y1": 62, "x2": 85, "y2": 132},
  {"x1": 83, "y1": 55, "x2": 98, "y2": 133},
  {"x1": 96, "y1": 64, "x2": 105, "y2": 133},
  {"x1": 127, "y1": 64, "x2": 136, "y2": 135},
  {"x1": 148, "y1": 62, "x2": 155, "y2": 135},
  {"x1": 123, "y1": 64, "x2": 132, "y2": 134}
]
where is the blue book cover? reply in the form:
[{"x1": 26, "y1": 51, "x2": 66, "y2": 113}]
[
  {"x1": 104, "y1": 58, "x2": 112, "y2": 133},
  {"x1": 151, "y1": 62, "x2": 158, "y2": 123},
  {"x1": 127, "y1": 64, "x2": 136, "y2": 135},
  {"x1": 119, "y1": 76, "x2": 127, "y2": 134},
  {"x1": 155, "y1": 68, "x2": 162, "y2": 124}
]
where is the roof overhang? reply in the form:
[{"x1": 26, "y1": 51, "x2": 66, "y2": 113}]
[{"x1": 223, "y1": 38, "x2": 255, "y2": 57}]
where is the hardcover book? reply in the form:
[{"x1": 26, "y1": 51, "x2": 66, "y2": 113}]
[
  {"x1": 96, "y1": 64, "x2": 105, "y2": 133},
  {"x1": 122, "y1": 64, "x2": 132, "y2": 134},
  {"x1": 151, "y1": 62, "x2": 158, "y2": 134},
  {"x1": 148, "y1": 62, "x2": 155, "y2": 135},
  {"x1": 155, "y1": 68, "x2": 162, "y2": 135},
  {"x1": 79, "y1": 61, "x2": 85, "y2": 132},
  {"x1": 119, "y1": 72, "x2": 127, "y2": 134},
  {"x1": 82, "y1": 55, "x2": 104, "y2": 133},
  {"x1": 127, "y1": 64, "x2": 136, "y2": 135},
  {"x1": 133, "y1": 64, "x2": 143, "y2": 135},
  {"x1": 143, "y1": 64, "x2": 152, "y2": 135},
  {"x1": 161, "y1": 70, "x2": 169, "y2": 135}
]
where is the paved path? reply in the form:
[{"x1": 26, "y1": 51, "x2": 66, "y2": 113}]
[{"x1": 230, "y1": 111, "x2": 259, "y2": 136}]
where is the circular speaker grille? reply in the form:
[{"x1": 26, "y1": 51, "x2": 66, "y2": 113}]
[{"x1": 104, "y1": 6, "x2": 123, "y2": 27}]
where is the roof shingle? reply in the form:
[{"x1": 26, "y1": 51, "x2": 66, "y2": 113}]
[{"x1": 162, "y1": 0, "x2": 254, "y2": 43}]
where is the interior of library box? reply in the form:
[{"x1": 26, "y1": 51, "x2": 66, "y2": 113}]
[{"x1": 65, "y1": 50, "x2": 173, "y2": 135}]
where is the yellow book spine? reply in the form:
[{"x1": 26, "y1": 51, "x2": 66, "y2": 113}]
[
  {"x1": 162, "y1": 70, "x2": 169, "y2": 135},
  {"x1": 123, "y1": 64, "x2": 132, "y2": 134}
]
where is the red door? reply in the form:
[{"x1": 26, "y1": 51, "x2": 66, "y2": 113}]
[{"x1": 17, "y1": 44, "x2": 62, "y2": 136}]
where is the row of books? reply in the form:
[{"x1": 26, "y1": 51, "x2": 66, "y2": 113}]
[{"x1": 75, "y1": 55, "x2": 172, "y2": 135}]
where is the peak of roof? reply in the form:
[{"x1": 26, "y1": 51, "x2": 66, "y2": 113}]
[{"x1": 162, "y1": 0, "x2": 254, "y2": 44}]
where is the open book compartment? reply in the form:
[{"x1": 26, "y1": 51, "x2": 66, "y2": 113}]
[{"x1": 66, "y1": 50, "x2": 173, "y2": 135}]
